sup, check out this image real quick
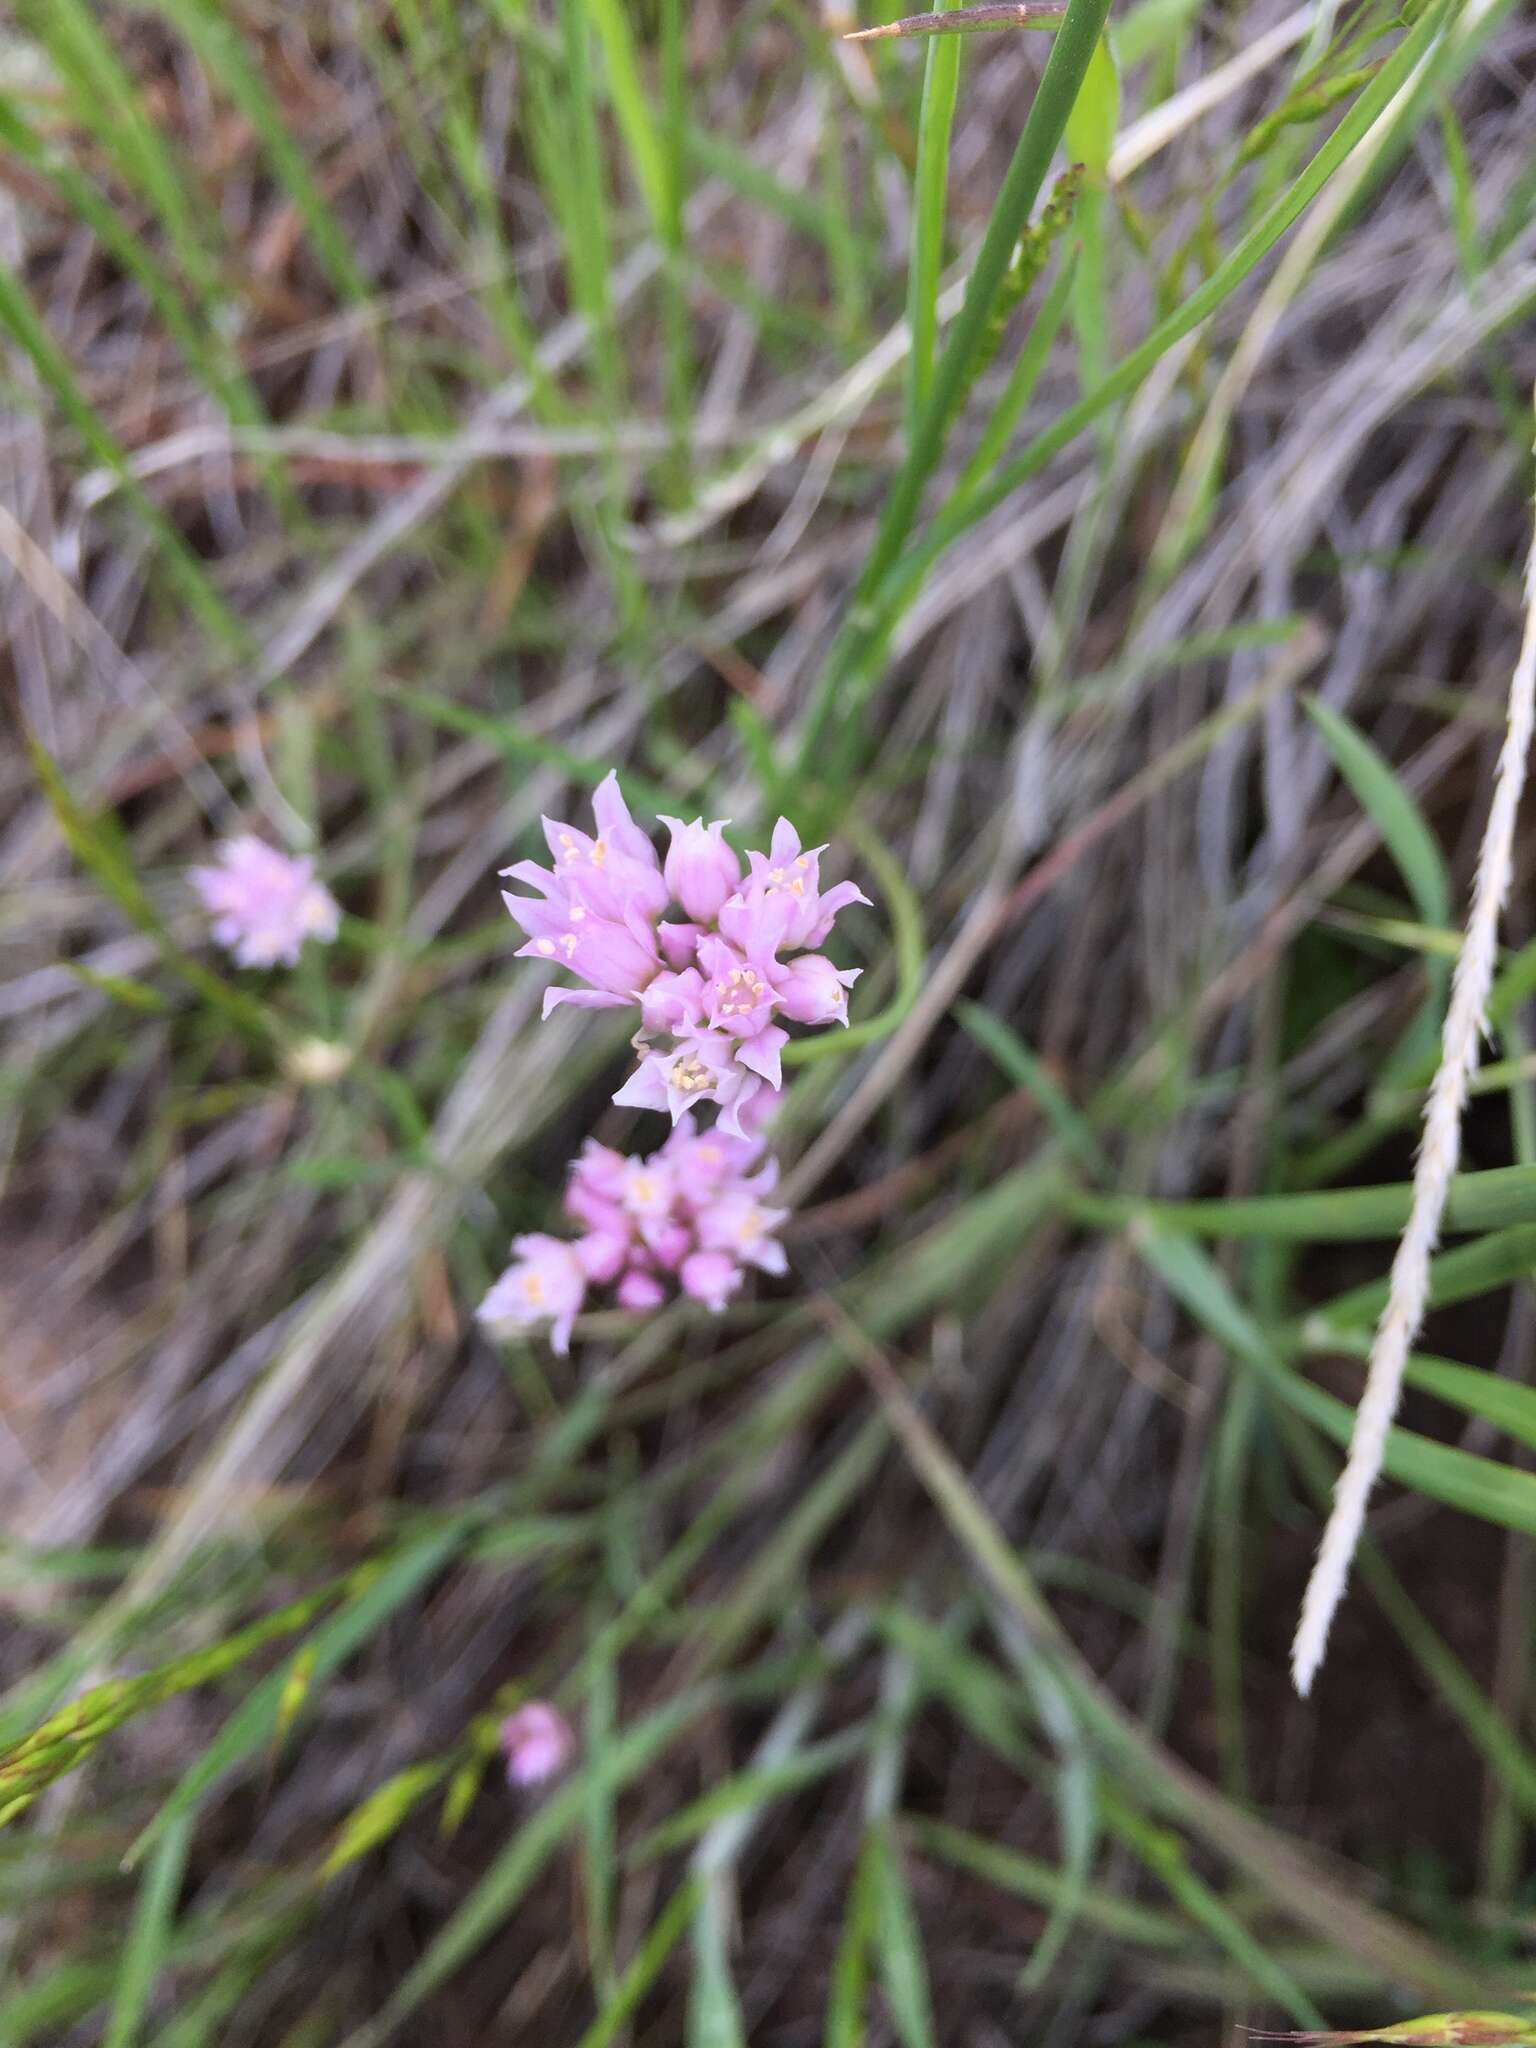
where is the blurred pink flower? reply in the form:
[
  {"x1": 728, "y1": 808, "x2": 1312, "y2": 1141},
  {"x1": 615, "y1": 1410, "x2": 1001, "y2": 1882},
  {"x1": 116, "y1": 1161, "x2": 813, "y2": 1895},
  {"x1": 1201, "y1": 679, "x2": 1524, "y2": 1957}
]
[
  {"x1": 190, "y1": 836, "x2": 339, "y2": 969},
  {"x1": 697, "y1": 1187, "x2": 790, "y2": 1277},
  {"x1": 499, "y1": 1702, "x2": 575, "y2": 1787},
  {"x1": 477, "y1": 1115, "x2": 792, "y2": 1350},
  {"x1": 679, "y1": 1249, "x2": 743, "y2": 1313},
  {"x1": 477, "y1": 1234, "x2": 587, "y2": 1354}
]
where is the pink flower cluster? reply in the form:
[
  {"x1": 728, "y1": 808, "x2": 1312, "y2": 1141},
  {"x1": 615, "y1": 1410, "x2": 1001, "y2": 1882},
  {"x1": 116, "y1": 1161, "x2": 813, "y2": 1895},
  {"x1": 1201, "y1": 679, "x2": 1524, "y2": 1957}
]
[
  {"x1": 502, "y1": 773, "x2": 866, "y2": 1137},
  {"x1": 477, "y1": 1115, "x2": 788, "y2": 1352},
  {"x1": 190, "y1": 836, "x2": 340, "y2": 969}
]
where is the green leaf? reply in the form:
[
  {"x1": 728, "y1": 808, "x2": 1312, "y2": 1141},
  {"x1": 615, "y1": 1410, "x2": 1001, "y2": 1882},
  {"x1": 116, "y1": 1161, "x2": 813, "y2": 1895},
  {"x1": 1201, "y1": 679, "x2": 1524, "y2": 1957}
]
[
  {"x1": 321, "y1": 1760, "x2": 453, "y2": 1879},
  {"x1": 1069, "y1": 1162, "x2": 1536, "y2": 1240},
  {"x1": 1304, "y1": 1223, "x2": 1536, "y2": 1335},
  {"x1": 823, "y1": 1837, "x2": 880, "y2": 2047},
  {"x1": 867, "y1": 1822, "x2": 935, "y2": 2048},
  {"x1": 1305, "y1": 698, "x2": 1451, "y2": 927},
  {"x1": 102, "y1": 1812, "x2": 193, "y2": 2048},
  {"x1": 1063, "y1": 32, "x2": 1119, "y2": 175},
  {"x1": 688, "y1": 1882, "x2": 748, "y2": 2048},
  {"x1": 1111, "y1": 0, "x2": 1203, "y2": 68},
  {"x1": 628, "y1": 1729, "x2": 869, "y2": 1863},
  {"x1": 956, "y1": 1001, "x2": 1107, "y2": 1170},
  {"x1": 1136, "y1": 1230, "x2": 1536, "y2": 1537},
  {"x1": 572, "y1": 1880, "x2": 699, "y2": 2048},
  {"x1": 907, "y1": 0, "x2": 964, "y2": 434}
]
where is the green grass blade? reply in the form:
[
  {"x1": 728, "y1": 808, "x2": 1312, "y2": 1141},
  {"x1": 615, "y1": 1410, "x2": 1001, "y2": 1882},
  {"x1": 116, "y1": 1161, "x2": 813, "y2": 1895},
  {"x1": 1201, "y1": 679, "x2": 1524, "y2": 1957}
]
[
  {"x1": 346, "y1": 1692, "x2": 711, "y2": 2048},
  {"x1": 906, "y1": 0, "x2": 963, "y2": 436},
  {"x1": 126, "y1": 1520, "x2": 476, "y2": 1870},
  {"x1": 823, "y1": 1835, "x2": 879, "y2": 2047},
  {"x1": 689, "y1": 1880, "x2": 749, "y2": 2048},
  {"x1": 1136, "y1": 1230, "x2": 1536, "y2": 1538},
  {"x1": 867, "y1": 1821, "x2": 935, "y2": 2048},
  {"x1": 145, "y1": 0, "x2": 369, "y2": 305},
  {"x1": 845, "y1": 0, "x2": 1461, "y2": 703},
  {"x1": 797, "y1": 0, "x2": 1116, "y2": 769},
  {"x1": 585, "y1": 0, "x2": 671, "y2": 231},
  {"x1": 102, "y1": 1813, "x2": 194, "y2": 2048},
  {"x1": 574, "y1": 1880, "x2": 700, "y2": 2048},
  {"x1": 1068, "y1": 1162, "x2": 1536, "y2": 1240},
  {"x1": 1304, "y1": 698, "x2": 1451, "y2": 927},
  {"x1": 0, "y1": 261, "x2": 241, "y2": 646},
  {"x1": 957, "y1": 1000, "x2": 1108, "y2": 1170}
]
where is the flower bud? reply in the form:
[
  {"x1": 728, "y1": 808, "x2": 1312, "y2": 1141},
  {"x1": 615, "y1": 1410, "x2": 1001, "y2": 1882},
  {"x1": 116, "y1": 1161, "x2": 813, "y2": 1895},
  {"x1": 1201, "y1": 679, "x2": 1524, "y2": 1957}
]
[
  {"x1": 773, "y1": 953, "x2": 860, "y2": 1027},
  {"x1": 500, "y1": 1702, "x2": 575, "y2": 1787},
  {"x1": 616, "y1": 1267, "x2": 668, "y2": 1311},
  {"x1": 660, "y1": 817, "x2": 742, "y2": 924},
  {"x1": 680, "y1": 1249, "x2": 742, "y2": 1313}
]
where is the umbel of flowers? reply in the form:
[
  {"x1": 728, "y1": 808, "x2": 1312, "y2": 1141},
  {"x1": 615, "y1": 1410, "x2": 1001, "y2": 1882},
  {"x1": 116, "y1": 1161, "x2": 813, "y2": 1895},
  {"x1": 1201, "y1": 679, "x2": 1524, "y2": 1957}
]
[
  {"x1": 479, "y1": 774, "x2": 867, "y2": 1350},
  {"x1": 501, "y1": 773, "x2": 866, "y2": 1137},
  {"x1": 477, "y1": 1116, "x2": 790, "y2": 1352}
]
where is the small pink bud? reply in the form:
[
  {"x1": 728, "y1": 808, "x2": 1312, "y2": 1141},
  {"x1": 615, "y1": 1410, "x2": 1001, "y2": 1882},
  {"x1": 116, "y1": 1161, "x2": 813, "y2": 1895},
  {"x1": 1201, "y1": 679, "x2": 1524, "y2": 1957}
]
[
  {"x1": 616, "y1": 1267, "x2": 668, "y2": 1311},
  {"x1": 680, "y1": 1249, "x2": 743, "y2": 1313},
  {"x1": 657, "y1": 921, "x2": 704, "y2": 970},
  {"x1": 500, "y1": 1702, "x2": 575, "y2": 1787},
  {"x1": 659, "y1": 816, "x2": 743, "y2": 924},
  {"x1": 773, "y1": 953, "x2": 861, "y2": 1027}
]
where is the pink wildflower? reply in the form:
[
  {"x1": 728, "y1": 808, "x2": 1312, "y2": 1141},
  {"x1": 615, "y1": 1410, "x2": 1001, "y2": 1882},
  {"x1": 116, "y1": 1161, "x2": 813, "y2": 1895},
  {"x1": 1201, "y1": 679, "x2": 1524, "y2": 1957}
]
[
  {"x1": 190, "y1": 836, "x2": 340, "y2": 969},
  {"x1": 500, "y1": 1702, "x2": 575, "y2": 1787},
  {"x1": 724, "y1": 819, "x2": 872, "y2": 955},
  {"x1": 477, "y1": 1233, "x2": 587, "y2": 1354},
  {"x1": 620, "y1": 1155, "x2": 676, "y2": 1224},
  {"x1": 540, "y1": 774, "x2": 669, "y2": 923},
  {"x1": 658, "y1": 1114, "x2": 760, "y2": 1192},
  {"x1": 696, "y1": 1187, "x2": 790, "y2": 1276},
  {"x1": 478, "y1": 1118, "x2": 791, "y2": 1348},
  {"x1": 639, "y1": 967, "x2": 706, "y2": 1034},
  {"x1": 501, "y1": 873, "x2": 661, "y2": 1013},
  {"x1": 613, "y1": 1031, "x2": 769, "y2": 1137},
  {"x1": 500, "y1": 775, "x2": 868, "y2": 1128},
  {"x1": 574, "y1": 1230, "x2": 629, "y2": 1285}
]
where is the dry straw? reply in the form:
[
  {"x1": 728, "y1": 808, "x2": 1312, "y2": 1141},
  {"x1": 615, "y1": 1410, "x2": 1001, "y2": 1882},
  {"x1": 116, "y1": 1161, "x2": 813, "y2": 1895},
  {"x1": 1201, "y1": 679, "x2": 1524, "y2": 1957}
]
[{"x1": 1292, "y1": 426, "x2": 1536, "y2": 1696}]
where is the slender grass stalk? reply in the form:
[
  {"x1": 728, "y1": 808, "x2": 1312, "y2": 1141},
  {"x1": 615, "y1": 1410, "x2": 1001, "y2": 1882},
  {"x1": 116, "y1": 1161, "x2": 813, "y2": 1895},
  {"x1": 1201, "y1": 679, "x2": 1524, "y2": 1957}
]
[
  {"x1": 796, "y1": 0, "x2": 1114, "y2": 770},
  {"x1": 906, "y1": 0, "x2": 963, "y2": 437},
  {"x1": 1291, "y1": 448, "x2": 1536, "y2": 1696}
]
